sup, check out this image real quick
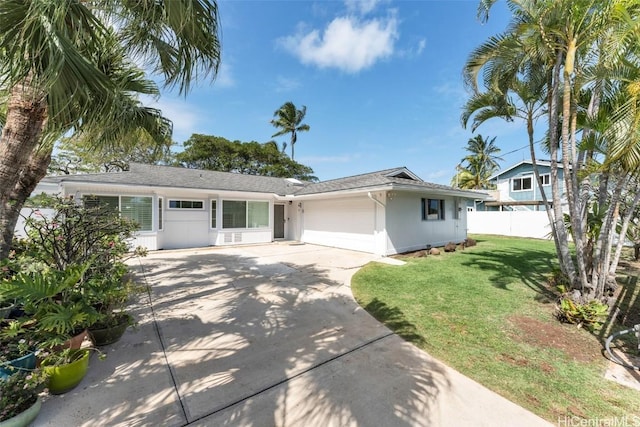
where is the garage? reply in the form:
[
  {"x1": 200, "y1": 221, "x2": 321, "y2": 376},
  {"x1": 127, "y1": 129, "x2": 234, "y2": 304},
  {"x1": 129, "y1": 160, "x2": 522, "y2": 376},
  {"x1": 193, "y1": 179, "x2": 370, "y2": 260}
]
[{"x1": 301, "y1": 196, "x2": 376, "y2": 253}]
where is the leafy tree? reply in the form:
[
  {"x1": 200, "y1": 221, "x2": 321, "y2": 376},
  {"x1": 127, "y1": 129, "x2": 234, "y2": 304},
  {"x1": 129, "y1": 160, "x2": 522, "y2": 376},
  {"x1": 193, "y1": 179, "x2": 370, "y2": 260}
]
[
  {"x1": 270, "y1": 102, "x2": 310, "y2": 160},
  {"x1": 452, "y1": 135, "x2": 502, "y2": 189},
  {"x1": 176, "y1": 134, "x2": 318, "y2": 181},
  {"x1": 0, "y1": 0, "x2": 222, "y2": 258},
  {"x1": 49, "y1": 131, "x2": 175, "y2": 175},
  {"x1": 469, "y1": 0, "x2": 640, "y2": 305}
]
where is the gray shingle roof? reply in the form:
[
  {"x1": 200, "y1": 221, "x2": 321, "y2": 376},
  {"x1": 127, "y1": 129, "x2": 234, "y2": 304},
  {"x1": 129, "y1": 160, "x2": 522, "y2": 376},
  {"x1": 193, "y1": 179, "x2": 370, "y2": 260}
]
[
  {"x1": 43, "y1": 163, "x2": 301, "y2": 195},
  {"x1": 43, "y1": 163, "x2": 484, "y2": 199}
]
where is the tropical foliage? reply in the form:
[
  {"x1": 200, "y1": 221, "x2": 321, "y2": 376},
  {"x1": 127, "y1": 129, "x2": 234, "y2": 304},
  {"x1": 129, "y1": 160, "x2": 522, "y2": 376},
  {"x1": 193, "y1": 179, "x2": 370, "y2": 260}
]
[
  {"x1": 0, "y1": 0, "x2": 222, "y2": 259},
  {"x1": 452, "y1": 134, "x2": 502, "y2": 189},
  {"x1": 270, "y1": 102, "x2": 310, "y2": 160},
  {"x1": 176, "y1": 134, "x2": 318, "y2": 181},
  {"x1": 49, "y1": 131, "x2": 174, "y2": 175},
  {"x1": 465, "y1": 0, "x2": 640, "y2": 305}
]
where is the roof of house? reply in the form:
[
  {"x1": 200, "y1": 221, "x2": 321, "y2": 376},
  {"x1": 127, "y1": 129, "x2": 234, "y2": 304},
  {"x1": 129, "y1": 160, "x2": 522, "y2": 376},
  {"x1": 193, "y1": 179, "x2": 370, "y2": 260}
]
[
  {"x1": 489, "y1": 159, "x2": 564, "y2": 180},
  {"x1": 44, "y1": 163, "x2": 297, "y2": 195},
  {"x1": 43, "y1": 163, "x2": 484, "y2": 199}
]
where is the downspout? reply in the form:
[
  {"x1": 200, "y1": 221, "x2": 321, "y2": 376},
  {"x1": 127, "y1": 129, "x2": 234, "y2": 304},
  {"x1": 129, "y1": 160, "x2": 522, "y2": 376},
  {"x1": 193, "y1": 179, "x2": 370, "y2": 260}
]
[
  {"x1": 368, "y1": 192, "x2": 386, "y2": 256},
  {"x1": 367, "y1": 192, "x2": 386, "y2": 207}
]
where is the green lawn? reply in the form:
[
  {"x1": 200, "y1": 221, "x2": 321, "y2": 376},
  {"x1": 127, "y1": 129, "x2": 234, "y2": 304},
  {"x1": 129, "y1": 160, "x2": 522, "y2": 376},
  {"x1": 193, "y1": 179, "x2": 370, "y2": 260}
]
[{"x1": 351, "y1": 235, "x2": 640, "y2": 422}]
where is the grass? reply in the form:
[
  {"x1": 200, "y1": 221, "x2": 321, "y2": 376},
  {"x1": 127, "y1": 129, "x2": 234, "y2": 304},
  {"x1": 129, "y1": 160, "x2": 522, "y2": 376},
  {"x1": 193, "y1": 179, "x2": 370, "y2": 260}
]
[{"x1": 351, "y1": 235, "x2": 640, "y2": 422}]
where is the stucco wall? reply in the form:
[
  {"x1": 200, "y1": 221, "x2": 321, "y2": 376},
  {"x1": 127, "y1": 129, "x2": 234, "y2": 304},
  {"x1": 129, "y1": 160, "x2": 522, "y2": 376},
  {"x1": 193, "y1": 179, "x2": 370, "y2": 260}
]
[{"x1": 385, "y1": 192, "x2": 467, "y2": 254}]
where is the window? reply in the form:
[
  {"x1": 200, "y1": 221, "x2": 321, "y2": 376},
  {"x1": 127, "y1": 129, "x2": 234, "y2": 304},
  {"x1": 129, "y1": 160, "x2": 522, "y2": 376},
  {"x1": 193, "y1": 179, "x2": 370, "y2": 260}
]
[
  {"x1": 83, "y1": 195, "x2": 153, "y2": 231},
  {"x1": 158, "y1": 198, "x2": 163, "y2": 231},
  {"x1": 421, "y1": 198, "x2": 445, "y2": 220},
  {"x1": 222, "y1": 200, "x2": 270, "y2": 229},
  {"x1": 83, "y1": 195, "x2": 119, "y2": 211},
  {"x1": 538, "y1": 174, "x2": 550, "y2": 186},
  {"x1": 223, "y1": 201, "x2": 246, "y2": 228},
  {"x1": 247, "y1": 201, "x2": 269, "y2": 228},
  {"x1": 168, "y1": 200, "x2": 204, "y2": 209},
  {"x1": 512, "y1": 176, "x2": 532, "y2": 191},
  {"x1": 121, "y1": 196, "x2": 153, "y2": 231},
  {"x1": 211, "y1": 200, "x2": 217, "y2": 229}
]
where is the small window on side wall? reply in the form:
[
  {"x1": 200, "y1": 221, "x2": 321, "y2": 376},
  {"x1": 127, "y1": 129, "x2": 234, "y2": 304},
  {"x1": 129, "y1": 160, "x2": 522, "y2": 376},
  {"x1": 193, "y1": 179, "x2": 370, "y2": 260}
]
[{"x1": 421, "y1": 198, "x2": 445, "y2": 220}]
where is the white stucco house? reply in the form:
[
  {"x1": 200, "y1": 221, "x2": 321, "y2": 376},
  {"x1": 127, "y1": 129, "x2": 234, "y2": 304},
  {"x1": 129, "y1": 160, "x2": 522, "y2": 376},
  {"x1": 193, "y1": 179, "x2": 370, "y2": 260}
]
[{"x1": 31, "y1": 163, "x2": 486, "y2": 256}]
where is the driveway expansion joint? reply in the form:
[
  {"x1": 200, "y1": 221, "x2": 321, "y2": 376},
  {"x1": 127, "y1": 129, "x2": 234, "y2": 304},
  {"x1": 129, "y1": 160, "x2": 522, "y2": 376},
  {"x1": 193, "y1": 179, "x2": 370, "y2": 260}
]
[{"x1": 182, "y1": 331, "x2": 396, "y2": 426}]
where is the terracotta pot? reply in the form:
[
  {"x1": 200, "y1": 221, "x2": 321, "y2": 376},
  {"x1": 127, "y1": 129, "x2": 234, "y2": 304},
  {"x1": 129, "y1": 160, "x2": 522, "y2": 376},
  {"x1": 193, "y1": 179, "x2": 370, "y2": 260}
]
[
  {"x1": 52, "y1": 329, "x2": 89, "y2": 352},
  {"x1": 42, "y1": 349, "x2": 90, "y2": 395},
  {"x1": 0, "y1": 398, "x2": 41, "y2": 427}
]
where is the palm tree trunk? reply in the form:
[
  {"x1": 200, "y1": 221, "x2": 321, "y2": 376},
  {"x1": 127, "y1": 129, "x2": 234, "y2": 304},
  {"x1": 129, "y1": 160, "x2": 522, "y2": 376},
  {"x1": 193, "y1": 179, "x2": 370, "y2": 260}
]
[
  {"x1": 549, "y1": 49, "x2": 576, "y2": 283},
  {"x1": 1, "y1": 149, "x2": 53, "y2": 258},
  {"x1": 0, "y1": 79, "x2": 48, "y2": 258},
  {"x1": 562, "y1": 39, "x2": 590, "y2": 293},
  {"x1": 610, "y1": 182, "x2": 640, "y2": 276}
]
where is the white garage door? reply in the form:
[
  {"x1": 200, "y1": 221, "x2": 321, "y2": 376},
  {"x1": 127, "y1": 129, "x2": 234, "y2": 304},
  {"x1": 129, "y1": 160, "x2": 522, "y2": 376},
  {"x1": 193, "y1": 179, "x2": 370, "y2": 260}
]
[
  {"x1": 302, "y1": 197, "x2": 375, "y2": 253},
  {"x1": 163, "y1": 210, "x2": 210, "y2": 249}
]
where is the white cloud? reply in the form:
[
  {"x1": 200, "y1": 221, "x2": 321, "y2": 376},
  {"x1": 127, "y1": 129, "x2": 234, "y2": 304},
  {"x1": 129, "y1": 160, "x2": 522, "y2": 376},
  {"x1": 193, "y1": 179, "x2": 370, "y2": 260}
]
[
  {"x1": 279, "y1": 13, "x2": 398, "y2": 74},
  {"x1": 344, "y1": 0, "x2": 386, "y2": 15},
  {"x1": 142, "y1": 96, "x2": 202, "y2": 142},
  {"x1": 416, "y1": 38, "x2": 426, "y2": 55}
]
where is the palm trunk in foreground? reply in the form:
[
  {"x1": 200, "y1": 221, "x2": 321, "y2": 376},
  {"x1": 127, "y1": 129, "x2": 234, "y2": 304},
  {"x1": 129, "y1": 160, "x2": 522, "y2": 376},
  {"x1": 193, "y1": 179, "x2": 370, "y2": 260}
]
[{"x1": 0, "y1": 81, "x2": 48, "y2": 258}]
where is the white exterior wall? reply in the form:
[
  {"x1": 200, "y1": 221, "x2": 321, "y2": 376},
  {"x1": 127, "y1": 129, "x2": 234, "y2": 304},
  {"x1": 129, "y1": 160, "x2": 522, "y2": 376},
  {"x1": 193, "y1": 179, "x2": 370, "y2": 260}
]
[
  {"x1": 467, "y1": 211, "x2": 553, "y2": 239},
  {"x1": 385, "y1": 192, "x2": 467, "y2": 255},
  {"x1": 301, "y1": 196, "x2": 378, "y2": 253}
]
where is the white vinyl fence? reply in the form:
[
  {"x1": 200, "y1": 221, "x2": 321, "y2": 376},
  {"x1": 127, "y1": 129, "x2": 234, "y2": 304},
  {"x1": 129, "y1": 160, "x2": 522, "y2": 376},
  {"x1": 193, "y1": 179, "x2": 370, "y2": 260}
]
[{"x1": 467, "y1": 211, "x2": 553, "y2": 240}]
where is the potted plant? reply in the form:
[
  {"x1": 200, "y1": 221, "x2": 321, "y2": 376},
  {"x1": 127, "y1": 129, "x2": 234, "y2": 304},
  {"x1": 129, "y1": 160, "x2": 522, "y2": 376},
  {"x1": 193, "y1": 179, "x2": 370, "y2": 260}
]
[
  {"x1": 0, "y1": 369, "x2": 48, "y2": 426},
  {"x1": 0, "y1": 264, "x2": 98, "y2": 352},
  {"x1": 38, "y1": 347, "x2": 94, "y2": 395},
  {"x1": 0, "y1": 322, "x2": 38, "y2": 380}
]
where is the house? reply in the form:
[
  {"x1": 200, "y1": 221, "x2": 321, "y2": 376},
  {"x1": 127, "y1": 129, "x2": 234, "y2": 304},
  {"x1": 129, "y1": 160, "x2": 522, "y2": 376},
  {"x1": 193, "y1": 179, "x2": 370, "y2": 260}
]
[
  {"x1": 33, "y1": 163, "x2": 486, "y2": 256},
  {"x1": 473, "y1": 160, "x2": 566, "y2": 211}
]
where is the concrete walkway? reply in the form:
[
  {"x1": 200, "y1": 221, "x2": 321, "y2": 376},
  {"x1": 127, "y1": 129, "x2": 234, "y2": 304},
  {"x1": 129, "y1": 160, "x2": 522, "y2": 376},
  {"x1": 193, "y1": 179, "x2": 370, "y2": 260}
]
[{"x1": 34, "y1": 243, "x2": 551, "y2": 426}]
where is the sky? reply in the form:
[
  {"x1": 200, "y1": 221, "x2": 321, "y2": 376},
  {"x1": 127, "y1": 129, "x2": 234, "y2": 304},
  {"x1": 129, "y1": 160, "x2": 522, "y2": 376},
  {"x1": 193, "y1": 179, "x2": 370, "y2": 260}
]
[{"x1": 149, "y1": 0, "x2": 532, "y2": 185}]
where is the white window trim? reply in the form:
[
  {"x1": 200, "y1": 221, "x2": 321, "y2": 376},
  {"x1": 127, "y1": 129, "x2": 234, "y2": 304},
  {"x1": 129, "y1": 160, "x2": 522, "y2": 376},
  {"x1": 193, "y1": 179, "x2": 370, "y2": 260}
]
[
  {"x1": 167, "y1": 199, "x2": 205, "y2": 210},
  {"x1": 221, "y1": 199, "x2": 271, "y2": 230},
  {"x1": 210, "y1": 199, "x2": 217, "y2": 229},
  {"x1": 538, "y1": 174, "x2": 551, "y2": 186},
  {"x1": 83, "y1": 193, "x2": 154, "y2": 233},
  {"x1": 512, "y1": 176, "x2": 533, "y2": 192}
]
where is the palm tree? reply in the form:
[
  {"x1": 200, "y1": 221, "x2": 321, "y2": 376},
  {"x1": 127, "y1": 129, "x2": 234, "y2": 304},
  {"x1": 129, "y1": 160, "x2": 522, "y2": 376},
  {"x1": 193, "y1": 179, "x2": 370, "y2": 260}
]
[
  {"x1": 0, "y1": 0, "x2": 222, "y2": 258},
  {"x1": 461, "y1": 134, "x2": 503, "y2": 189},
  {"x1": 270, "y1": 102, "x2": 310, "y2": 160},
  {"x1": 470, "y1": 0, "x2": 640, "y2": 301}
]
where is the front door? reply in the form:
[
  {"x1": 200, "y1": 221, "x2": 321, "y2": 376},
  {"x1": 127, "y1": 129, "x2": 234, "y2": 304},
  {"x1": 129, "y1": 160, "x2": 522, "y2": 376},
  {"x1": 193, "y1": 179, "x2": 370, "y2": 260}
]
[{"x1": 274, "y1": 204, "x2": 285, "y2": 239}]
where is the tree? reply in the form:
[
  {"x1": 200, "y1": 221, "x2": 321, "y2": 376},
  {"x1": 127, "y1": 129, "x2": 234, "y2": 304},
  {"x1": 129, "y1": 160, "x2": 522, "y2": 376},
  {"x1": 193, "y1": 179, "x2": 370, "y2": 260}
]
[
  {"x1": 270, "y1": 102, "x2": 310, "y2": 160},
  {"x1": 176, "y1": 134, "x2": 318, "y2": 181},
  {"x1": 0, "y1": 0, "x2": 222, "y2": 258},
  {"x1": 469, "y1": 0, "x2": 640, "y2": 305},
  {"x1": 49, "y1": 131, "x2": 175, "y2": 175},
  {"x1": 452, "y1": 135, "x2": 503, "y2": 189}
]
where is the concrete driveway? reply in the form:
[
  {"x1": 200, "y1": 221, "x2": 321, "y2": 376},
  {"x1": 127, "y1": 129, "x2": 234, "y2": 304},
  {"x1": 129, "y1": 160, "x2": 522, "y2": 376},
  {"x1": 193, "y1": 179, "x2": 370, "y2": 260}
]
[{"x1": 34, "y1": 243, "x2": 551, "y2": 426}]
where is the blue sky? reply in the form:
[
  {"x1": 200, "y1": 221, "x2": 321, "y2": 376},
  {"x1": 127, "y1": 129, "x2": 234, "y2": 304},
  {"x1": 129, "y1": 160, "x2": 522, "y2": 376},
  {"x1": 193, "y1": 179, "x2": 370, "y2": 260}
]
[{"x1": 150, "y1": 0, "x2": 531, "y2": 185}]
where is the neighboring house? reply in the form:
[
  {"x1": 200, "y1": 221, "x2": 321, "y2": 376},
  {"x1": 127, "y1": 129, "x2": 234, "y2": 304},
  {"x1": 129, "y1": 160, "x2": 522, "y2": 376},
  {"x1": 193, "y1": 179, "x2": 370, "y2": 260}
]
[
  {"x1": 472, "y1": 160, "x2": 566, "y2": 211},
  {"x1": 31, "y1": 163, "x2": 486, "y2": 256}
]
